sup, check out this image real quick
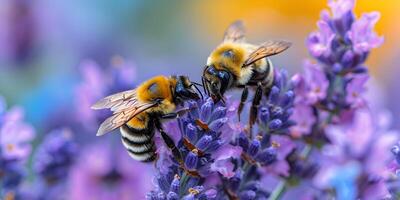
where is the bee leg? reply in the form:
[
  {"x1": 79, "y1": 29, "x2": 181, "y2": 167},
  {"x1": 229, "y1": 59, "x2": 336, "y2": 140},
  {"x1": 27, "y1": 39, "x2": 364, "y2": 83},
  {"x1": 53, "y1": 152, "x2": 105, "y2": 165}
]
[
  {"x1": 155, "y1": 121, "x2": 183, "y2": 165},
  {"x1": 238, "y1": 86, "x2": 249, "y2": 121},
  {"x1": 160, "y1": 113, "x2": 178, "y2": 119},
  {"x1": 249, "y1": 82, "x2": 263, "y2": 133}
]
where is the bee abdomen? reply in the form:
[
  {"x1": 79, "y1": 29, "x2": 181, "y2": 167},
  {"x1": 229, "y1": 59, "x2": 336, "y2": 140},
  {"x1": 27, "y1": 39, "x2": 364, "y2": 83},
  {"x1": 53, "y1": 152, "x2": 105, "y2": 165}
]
[{"x1": 120, "y1": 124, "x2": 156, "y2": 162}]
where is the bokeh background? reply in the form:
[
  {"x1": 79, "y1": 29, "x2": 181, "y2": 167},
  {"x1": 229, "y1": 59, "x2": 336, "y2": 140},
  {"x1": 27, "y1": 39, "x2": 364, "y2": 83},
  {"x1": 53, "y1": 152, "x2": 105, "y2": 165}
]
[
  {"x1": 1, "y1": 0, "x2": 400, "y2": 130},
  {"x1": 0, "y1": 0, "x2": 399, "y2": 198}
]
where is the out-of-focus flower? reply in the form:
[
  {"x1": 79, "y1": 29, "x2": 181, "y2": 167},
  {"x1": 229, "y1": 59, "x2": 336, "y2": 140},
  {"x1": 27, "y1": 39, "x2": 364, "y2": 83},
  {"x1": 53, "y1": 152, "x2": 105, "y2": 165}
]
[
  {"x1": 345, "y1": 74, "x2": 369, "y2": 108},
  {"x1": 0, "y1": 101, "x2": 34, "y2": 195},
  {"x1": 34, "y1": 128, "x2": 77, "y2": 184},
  {"x1": 314, "y1": 109, "x2": 398, "y2": 199},
  {"x1": 0, "y1": 0, "x2": 36, "y2": 65},
  {"x1": 69, "y1": 142, "x2": 153, "y2": 200},
  {"x1": 74, "y1": 57, "x2": 136, "y2": 131},
  {"x1": 347, "y1": 12, "x2": 384, "y2": 54}
]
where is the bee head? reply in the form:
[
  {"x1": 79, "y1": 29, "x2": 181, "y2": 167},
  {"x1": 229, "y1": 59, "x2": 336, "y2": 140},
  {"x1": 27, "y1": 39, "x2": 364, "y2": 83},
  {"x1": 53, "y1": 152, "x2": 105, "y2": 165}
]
[
  {"x1": 174, "y1": 76, "x2": 200, "y2": 103},
  {"x1": 202, "y1": 65, "x2": 232, "y2": 102}
]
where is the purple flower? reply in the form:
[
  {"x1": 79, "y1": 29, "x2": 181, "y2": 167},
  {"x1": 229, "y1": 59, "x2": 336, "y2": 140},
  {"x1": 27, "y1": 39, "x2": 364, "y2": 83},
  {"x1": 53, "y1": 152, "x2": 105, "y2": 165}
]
[
  {"x1": 303, "y1": 61, "x2": 329, "y2": 104},
  {"x1": 210, "y1": 144, "x2": 242, "y2": 178},
  {"x1": 290, "y1": 103, "x2": 315, "y2": 138},
  {"x1": 347, "y1": 12, "x2": 384, "y2": 54},
  {"x1": 69, "y1": 142, "x2": 153, "y2": 200},
  {"x1": 328, "y1": 0, "x2": 354, "y2": 19},
  {"x1": 0, "y1": 107, "x2": 35, "y2": 161},
  {"x1": 74, "y1": 58, "x2": 136, "y2": 132},
  {"x1": 345, "y1": 74, "x2": 369, "y2": 108},
  {"x1": 307, "y1": 19, "x2": 335, "y2": 59},
  {"x1": 33, "y1": 128, "x2": 77, "y2": 184},
  {"x1": 314, "y1": 109, "x2": 398, "y2": 198},
  {"x1": 0, "y1": 103, "x2": 34, "y2": 192}
]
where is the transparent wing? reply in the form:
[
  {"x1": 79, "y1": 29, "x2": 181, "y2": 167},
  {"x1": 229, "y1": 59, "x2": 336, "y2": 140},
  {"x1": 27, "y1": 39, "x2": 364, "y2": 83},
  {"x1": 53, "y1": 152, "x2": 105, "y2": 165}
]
[
  {"x1": 223, "y1": 20, "x2": 246, "y2": 43},
  {"x1": 96, "y1": 102, "x2": 156, "y2": 136},
  {"x1": 243, "y1": 40, "x2": 291, "y2": 67},
  {"x1": 91, "y1": 90, "x2": 157, "y2": 136},
  {"x1": 91, "y1": 89, "x2": 136, "y2": 110}
]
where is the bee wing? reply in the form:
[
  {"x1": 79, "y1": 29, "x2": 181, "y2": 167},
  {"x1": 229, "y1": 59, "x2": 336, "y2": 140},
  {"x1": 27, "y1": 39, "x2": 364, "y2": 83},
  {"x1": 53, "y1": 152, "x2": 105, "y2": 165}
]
[
  {"x1": 242, "y1": 40, "x2": 291, "y2": 67},
  {"x1": 91, "y1": 89, "x2": 136, "y2": 110},
  {"x1": 223, "y1": 20, "x2": 246, "y2": 43},
  {"x1": 96, "y1": 101, "x2": 157, "y2": 136},
  {"x1": 91, "y1": 89, "x2": 157, "y2": 136}
]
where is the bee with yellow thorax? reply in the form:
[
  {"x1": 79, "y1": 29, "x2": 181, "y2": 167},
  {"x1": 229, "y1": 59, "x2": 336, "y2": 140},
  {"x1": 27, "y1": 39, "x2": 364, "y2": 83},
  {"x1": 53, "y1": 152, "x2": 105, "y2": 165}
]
[
  {"x1": 92, "y1": 75, "x2": 200, "y2": 163},
  {"x1": 202, "y1": 20, "x2": 291, "y2": 129}
]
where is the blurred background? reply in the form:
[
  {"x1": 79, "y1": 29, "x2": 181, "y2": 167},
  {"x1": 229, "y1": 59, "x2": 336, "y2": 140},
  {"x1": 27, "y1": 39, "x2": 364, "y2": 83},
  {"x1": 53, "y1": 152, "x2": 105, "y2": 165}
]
[
  {"x1": 0, "y1": 0, "x2": 399, "y2": 198},
  {"x1": 1, "y1": 0, "x2": 399, "y2": 130}
]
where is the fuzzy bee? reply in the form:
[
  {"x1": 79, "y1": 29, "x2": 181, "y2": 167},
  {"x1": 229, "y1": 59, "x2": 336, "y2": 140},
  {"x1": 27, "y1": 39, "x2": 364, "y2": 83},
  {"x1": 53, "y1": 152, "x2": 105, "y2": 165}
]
[
  {"x1": 202, "y1": 20, "x2": 291, "y2": 128},
  {"x1": 91, "y1": 75, "x2": 201, "y2": 163}
]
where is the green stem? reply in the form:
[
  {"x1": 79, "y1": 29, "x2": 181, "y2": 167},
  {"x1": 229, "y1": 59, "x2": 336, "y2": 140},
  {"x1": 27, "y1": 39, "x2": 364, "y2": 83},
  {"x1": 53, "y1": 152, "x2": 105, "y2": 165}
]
[{"x1": 268, "y1": 180, "x2": 287, "y2": 200}]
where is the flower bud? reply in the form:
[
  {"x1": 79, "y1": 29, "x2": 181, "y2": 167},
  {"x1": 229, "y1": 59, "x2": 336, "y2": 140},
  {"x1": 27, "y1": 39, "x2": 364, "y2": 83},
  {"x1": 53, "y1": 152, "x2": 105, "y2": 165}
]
[
  {"x1": 332, "y1": 63, "x2": 343, "y2": 73},
  {"x1": 268, "y1": 86, "x2": 280, "y2": 104},
  {"x1": 185, "y1": 150, "x2": 199, "y2": 170},
  {"x1": 209, "y1": 107, "x2": 226, "y2": 121},
  {"x1": 271, "y1": 107, "x2": 283, "y2": 119},
  {"x1": 281, "y1": 90, "x2": 294, "y2": 107},
  {"x1": 259, "y1": 107, "x2": 270, "y2": 125},
  {"x1": 269, "y1": 119, "x2": 282, "y2": 130},
  {"x1": 167, "y1": 192, "x2": 179, "y2": 200},
  {"x1": 170, "y1": 174, "x2": 180, "y2": 194},
  {"x1": 185, "y1": 123, "x2": 197, "y2": 141},
  {"x1": 196, "y1": 135, "x2": 212, "y2": 151},
  {"x1": 248, "y1": 140, "x2": 260, "y2": 156},
  {"x1": 237, "y1": 132, "x2": 249, "y2": 152},
  {"x1": 200, "y1": 100, "x2": 213, "y2": 122},
  {"x1": 256, "y1": 147, "x2": 277, "y2": 165},
  {"x1": 209, "y1": 117, "x2": 228, "y2": 131},
  {"x1": 239, "y1": 190, "x2": 256, "y2": 200},
  {"x1": 341, "y1": 50, "x2": 355, "y2": 68}
]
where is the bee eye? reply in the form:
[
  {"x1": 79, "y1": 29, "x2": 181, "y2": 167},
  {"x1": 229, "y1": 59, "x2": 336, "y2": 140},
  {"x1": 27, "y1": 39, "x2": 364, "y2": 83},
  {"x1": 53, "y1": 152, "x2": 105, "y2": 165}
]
[
  {"x1": 218, "y1": 71, "x2": 228, "y2": 79},
  {"x1": 207, "y1": 67, "x2": 217, "y2": 75}
]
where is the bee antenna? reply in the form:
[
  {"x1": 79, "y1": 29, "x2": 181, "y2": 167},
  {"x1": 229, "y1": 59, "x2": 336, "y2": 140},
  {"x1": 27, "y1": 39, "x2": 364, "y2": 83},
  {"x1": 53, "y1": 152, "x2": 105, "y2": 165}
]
[{"x1": 191, "y1": 84, "x2": 204, "y2": 100}]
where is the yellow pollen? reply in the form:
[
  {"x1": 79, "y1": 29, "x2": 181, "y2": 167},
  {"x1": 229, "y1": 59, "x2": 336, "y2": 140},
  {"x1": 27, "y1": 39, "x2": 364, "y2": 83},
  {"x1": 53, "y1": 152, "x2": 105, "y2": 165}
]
[
  {"x1": 188, "y1": 188, "x2": 200, "y2": 195},
  {"x1": 174, "y1": 174, "x2": 180, "y2": 180},
  {"x1": 6, "y1": 144, "x2": 15, "y2": 152},
  {"x1": 256, "y1": 135, "x2": 263, "y2": 141},
  {"x1": 191, "y1": 149, "x2": 199, "y2": 155},
  {"x1": 271, "y1": 141, "x2": 280, "y2": 148},
  {"x1": 5, "y1": 191, "x2": 15, "y2": 200}
]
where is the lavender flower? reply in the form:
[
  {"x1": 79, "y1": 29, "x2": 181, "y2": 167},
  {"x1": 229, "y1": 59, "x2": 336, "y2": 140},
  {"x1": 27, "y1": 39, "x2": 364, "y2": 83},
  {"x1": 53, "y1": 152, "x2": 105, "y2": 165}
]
[
  {"x1": 68, "y1": 142, "x2": 153, "y2": 200},
  {"x1": 74, "y1": 57, "x2": 136, "y2": 131},
  {"x1": 0, "y1": 105, "x2": 34, "y2": 192},
  {"x1": 34, "y1": 128, "x2": 77, "y2": 184},
  {"x1": 314, "y1": 109, "x2": 398, "y2": 199},
  {"x1": 148, "y1": 97, "x2": 238, "y2": 199}
]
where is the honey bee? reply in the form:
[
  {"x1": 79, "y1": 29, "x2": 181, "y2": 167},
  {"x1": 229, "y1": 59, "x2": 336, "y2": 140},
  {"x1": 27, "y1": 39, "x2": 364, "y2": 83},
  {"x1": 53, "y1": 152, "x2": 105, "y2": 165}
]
[
  {"x1": 91, "y1": 75, "x2": 201, "y2": 163},
  {"x1": 202, "y1": 20, "x2": 291, "y2": 128}
]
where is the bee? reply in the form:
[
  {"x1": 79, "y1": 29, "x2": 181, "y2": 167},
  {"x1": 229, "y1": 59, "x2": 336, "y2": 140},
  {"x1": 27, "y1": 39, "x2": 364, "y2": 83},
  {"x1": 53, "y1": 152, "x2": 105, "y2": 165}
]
[
  {"x1": 91, "y1": 75, "x2": 201, "y2": 163},
  {"x1": 202, "y1": 20, "x2": 291, "y2": 128}
]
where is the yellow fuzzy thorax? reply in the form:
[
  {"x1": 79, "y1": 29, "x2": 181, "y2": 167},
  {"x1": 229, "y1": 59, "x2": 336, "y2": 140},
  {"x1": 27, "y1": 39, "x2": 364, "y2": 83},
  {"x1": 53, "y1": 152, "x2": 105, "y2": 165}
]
[
  {"x1": 127, "y1": 112, "x2": 149, "y2": 129},
  {"x1": 208, "y1": 42, "x2": 247, "y2": 78},
  {"x1": 136, "y1": 75, "x2": 176, "y2": 114}
]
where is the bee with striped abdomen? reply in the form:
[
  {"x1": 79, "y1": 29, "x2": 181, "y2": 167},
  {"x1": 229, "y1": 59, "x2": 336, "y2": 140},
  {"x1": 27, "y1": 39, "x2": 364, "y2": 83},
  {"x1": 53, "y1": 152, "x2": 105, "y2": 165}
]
[
  {"x1": 202, "y1": 20, "x2": 291, "y2": 129},
  {"x1": 91, "y1": 75, "x2": 201, "y2": 163}
]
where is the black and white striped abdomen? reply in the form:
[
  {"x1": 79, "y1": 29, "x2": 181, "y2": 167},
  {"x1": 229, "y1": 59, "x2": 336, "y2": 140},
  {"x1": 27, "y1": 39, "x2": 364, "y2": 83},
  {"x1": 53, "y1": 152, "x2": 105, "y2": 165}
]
[
  {"x1": 120, "y1": 124, "x2": 156, "y2": 162},
  {"x1": 263, "y1": 58, "x2": 274, "y2": 88}
]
